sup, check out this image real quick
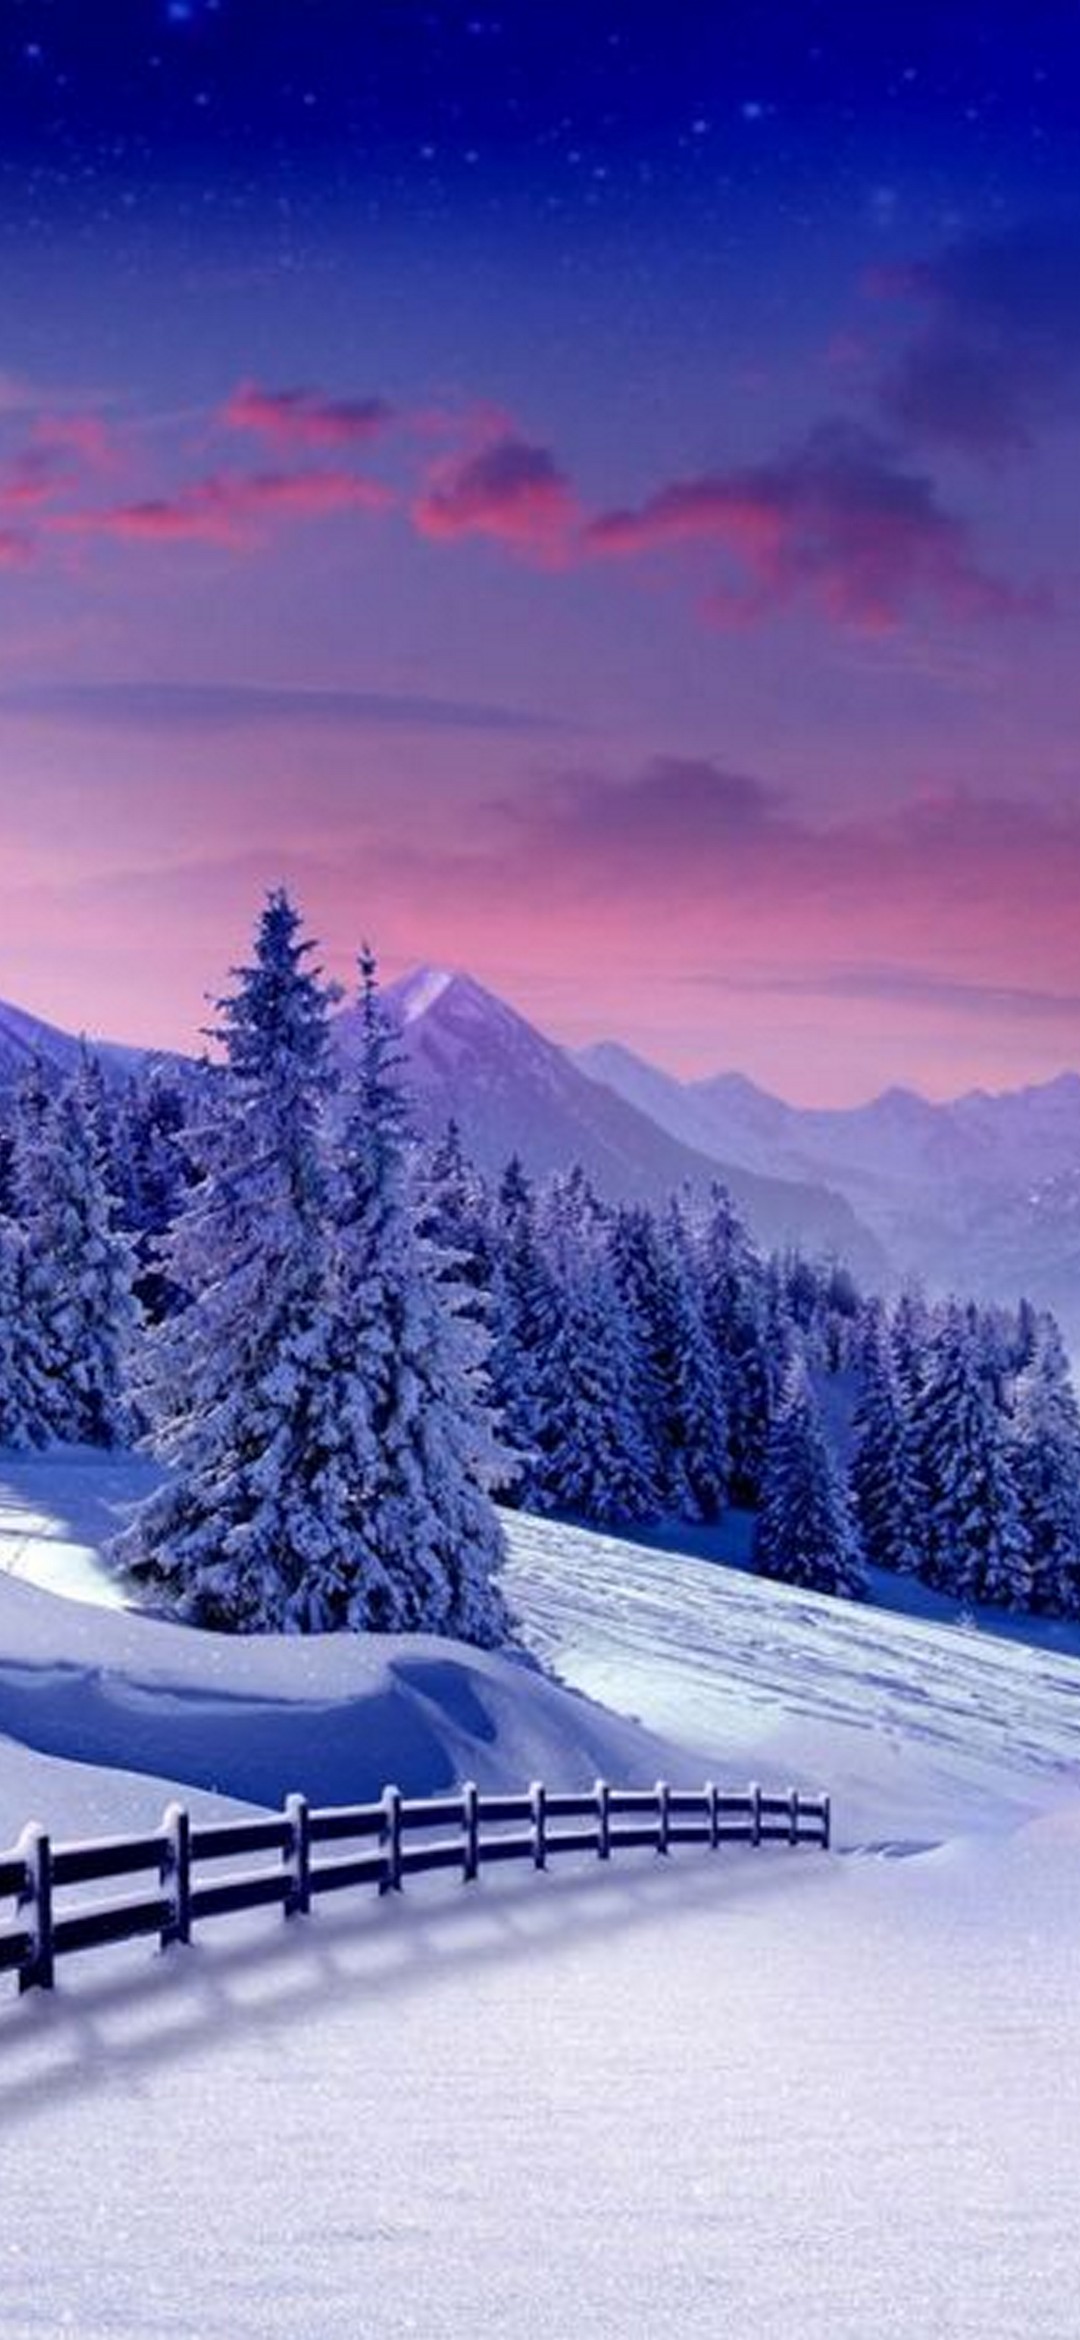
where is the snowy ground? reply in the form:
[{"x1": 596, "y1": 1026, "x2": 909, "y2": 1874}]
[{"x1": 1, "y1": 1449, "x2": 1079, "y2": 2337}]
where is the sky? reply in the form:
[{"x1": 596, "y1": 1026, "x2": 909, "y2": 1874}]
[{"x1": 0, "y1": 1, "x2": 1080, "y2": 1102}]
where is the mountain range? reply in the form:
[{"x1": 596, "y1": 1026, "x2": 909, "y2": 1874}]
[{"x1": 2, "y1": 970, "x2": 1078, "y2": 1331}]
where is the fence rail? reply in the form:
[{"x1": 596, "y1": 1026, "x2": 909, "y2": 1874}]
[{"x1": 0, "y1": 1777, "x2": 831, "y2": 1998}]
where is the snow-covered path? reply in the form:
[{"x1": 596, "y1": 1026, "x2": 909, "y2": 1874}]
[{"x1": 4, "y1": 1821, "x2": 1079, "y2": 2339}]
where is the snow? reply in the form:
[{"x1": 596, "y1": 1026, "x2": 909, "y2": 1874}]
[
  {"x1": 1, "y1": 1450, "x2": 1080, "y2": 2335},
  {"x1": 0, "y1": 1452, "x2": 683, "y2": 1823},
  {"x1": 504, "y1": 1512, "x2": 1080, "y2": 1843},
  {"x1": 2, "y1": 1818, "x2": 1079, "y2": 2337},
  {"x1": 389, "y1": 964, "x2": 457, "y2": 1024}
]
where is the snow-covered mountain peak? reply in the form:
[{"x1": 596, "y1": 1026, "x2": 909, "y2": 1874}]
[
  {"x1": 385, "y1": 965, "x2": 529, "y2": 1037},
  {"x1": 390, "y1": 966, "x2": 459, "y2": 1025}
]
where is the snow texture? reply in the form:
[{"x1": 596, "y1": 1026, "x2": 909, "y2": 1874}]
[{"x1": 1, "y1": 1453, "x2": 1080, "y2": 2336}]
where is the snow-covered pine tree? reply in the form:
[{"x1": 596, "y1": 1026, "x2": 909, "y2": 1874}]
[
  {"x1": 1011, "y1": 1312, "x2": 1080, "y2": 1615},
  {"x1": 114, "y1": 1067, "x2": 193, "y2": 1320},
  {"x1": 754, "y1": 1360, "x2": 866, "y2": 1597},
  {"x1": 529, "y1": 1174, "x2": 657, "y2": 1527},
  {"x1": 109, "y1": 888, "x2": 349, "y2": 1627},
  {"x1": 0, "y1": 1221, "x2": 45, "y2": 1448},
  {"x1": 415, "y1": 1120, "x2": 494, "y2": 1312},
  {"x1": 849, "y1": 1302, "x2": 923, "y2": 1577},
  {"x1": 912, "y1": 1299, "x2": 1033, "y2": 1609},
  {"x1": 324, "y1": 946, "x2": 509, "y2": 1645},
  {"x1": 698, "y1": 1183, "x2": 773, "y2": 1504},
  {"x1": 486, "y1": 1157, "x2": 560, "y2": 1504},
  {"x1": 610, "y1": 1201, "x2": 729, "y2": 1521},
  {"x1": 890, "y1": 1285, "x2": 930, "y2": 1415},
  {"x1": 8, "y1": 1058, "x2": 139, "y2": 1446}
]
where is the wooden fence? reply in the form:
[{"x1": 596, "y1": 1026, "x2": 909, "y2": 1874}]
[{"x1": 0, "y1": 1777, "x2": 831, "y2": 1997}]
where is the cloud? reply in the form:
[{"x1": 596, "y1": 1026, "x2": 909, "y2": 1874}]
[
  {"x1": 53, "y1": 468, "x2": 394, "y2": 549},
  {"x1": 32, "y1": 412, "x2": 122, "y2": 473},
  {"x1": 492, "y1": 758, "x2": 781, "y2": 880},
  {"x1": 413, "y1": 435, "x2": 578, "y2": 562},
  {"x1": 873, "y1": 224, "x2": 1080, "y2": 455},
  {"x1": 222, "y1": 381, "x2": 394, "y2": 450},
  {"x1": 584, "y1": 419, "x2": 1025, "y2": 631},
  {"x1": 0, "y1": 680, "x2": 567, "y2": 736},
  {"x1": 690, "y1": 964, "x2": 1080, "y2": 1021},
  {"x1": 0, "y1": 530, "x2": 31, "y2": 567}
]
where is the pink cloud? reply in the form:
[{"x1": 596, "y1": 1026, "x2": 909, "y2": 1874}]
[
  {"x1": 32, "y1": 412, "x2": 123, "y2": 474},
  {"x1": 222, "y1": 381, "x2": 394, "y2": 450},
  {"x1": 53, "y1": 467, "x2": 394, "y2": 550},
  {"x1": 584, "y1": 420, "x2": 1026, "y2": 632},
  {"x1": 413, "y1": 435, "x2": 578, "y2": 563}
]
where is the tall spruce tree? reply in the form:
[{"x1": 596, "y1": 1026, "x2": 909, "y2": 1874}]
[
  {"x1": 325, "y1": 947, "x2": 509, "y2": 1644},
  {"x1": 530, "y1": 1178, "x2": 657, "y2": 1526},
  {"x1": 850, "y1": 1303, "x2": 923, "y2": 1577},
  {"x1": 699, "y1": 1184, "x2": 772, "y2": 1504},
  {"x1": 487, "y1": 1158, "x2": 559, "y2": 1504},
  {"x1": 755, "y1": 1361, "x2": 866, "y2": 1597},
  {"x1": 1011, "y1": 1314, "x2": 1080, "y2": 1615},
  {"x1": 8, "y1": 1060, "x2": 139, "y2": 1446},
  {"x1": 110, "y1": 888, "x2": 348, "y2": 1627},
  {"x1": 912, "y1": 1300, "x2": 1033, "y2": 1609}
]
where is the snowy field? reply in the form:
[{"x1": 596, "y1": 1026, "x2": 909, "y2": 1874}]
[{"x1": 1, "y1": 1450, "x2": 1079, "y2": 2337}]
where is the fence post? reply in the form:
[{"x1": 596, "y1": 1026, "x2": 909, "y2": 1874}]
[
  {"x1": 530, "y1": 1780, "x2": 547, "y2": 1872},
  {"x1": 160, "y1": 1802, "x2": 191, "y2": 1948},
  {"x1": 16, "y1": 1824, "x2": 53, "y2": 1995},
  {"x1": 655, "y1": 1780, "x2": 670, "y2": 1856},
  {"x1": 750, "y1": 1781, "x2": 762, "y2": 1847},
  {"x1": 462, "y1": 1781, "x2": 480, "y2": 1883},
  {"x1": 380, "y1": 1785, "x2": 403, "y2": 1894},
  {"x1": 821, "y1": 1794, "x2": 832, "y2": 1852},
  {"x1": 283, "y1": 1792, "x2": 311, "y2": 1918},
  {"x1": 706, "y1": 1780, "x2": 719, "y2": 1851},
  {"x1": 595, "y1": 1779, "x2": 610, "y2": 1861},
  {"x1": 788, "y1": 1786, "x2": 800, "y2": 1847}
]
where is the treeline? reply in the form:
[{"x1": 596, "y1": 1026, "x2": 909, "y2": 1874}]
[
  {"x1": 442, "y1": 1149, "x2": 1080, "y2": 1615},
  {"x1": 1, "y1": 887, "x2": 1078, "y2": 1636}
]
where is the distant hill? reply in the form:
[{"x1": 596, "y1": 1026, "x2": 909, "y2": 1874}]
[
  {"x1": 581, "y1": 1038, "x2": 1080, "y2": 1337},
  {"x1": 335, "y1": 968, "x2": 888, "y2": 1275},
  {"x1": 0, "y1": 996, "x2": 149, "y2": 1090}
]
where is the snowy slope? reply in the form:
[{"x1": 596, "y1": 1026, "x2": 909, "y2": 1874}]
[
  {"x1": 0, "y1": 1452, "x2": 687, "y2": 1826},
  {"x1": 503, "y1": 1515, "x2": 1080, "y2": 1844},
  {"x1": 2, "y1": 1450, "x2": 1079, "y2": 1849},
  {"x1": 2, "y1": 1455, "x2": 1080, "y2": 2337}
]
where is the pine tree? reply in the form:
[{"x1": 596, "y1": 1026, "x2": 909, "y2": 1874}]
[
  {"x1": 850, "y1": 1303, "x2": 923, "y2": 1577},
  {"x1": 755, "y1": 1362, "x2": 866, "y2": 1597},
  {"x1": 530, "y1": 1253, "x2": 658, "y2": 1526},
  {"x1": 699, "y1": 1184, "x2": 772, "y2": 1504},
  {"x1": 487, "y1": 1158, "x2": 559, "y2": 1504},
  {"x1": 1011, "y1": 1313, "x2": 1080, "y2": 1615},
  {"x1": 529, "y1": 1177, "x2": 656, "y2": 1526},
  {"x1": 0, "y1": 1223, "x2": 45, "y2": 1448},
  {"x1": 8, "y1": 1061, "x2": 139, "y2": 1446},
  {"x1": 610, "y1": 1202, "x2": 728, "y2": 1520},
  {"x1": 912, "y1": 1300, "x2": 1033, "y2": 1609},
  {"x1": 325, "y1": 947, "x2": 509, "y2": 1644},
  {"x1": 110, "y1": 888, "x2": 348, "y2": 1627}
]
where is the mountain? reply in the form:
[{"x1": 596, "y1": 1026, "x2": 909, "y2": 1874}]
[
  {"x1": 0, "y1": 997, "x2": 147, "y2": 1089},
  {"x1": 582, "y1": 1039, "x2": 1080, "y2": 1337},
  {"x1": 338, "y1": 968, "x2": 888, "y2": 1274}
]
